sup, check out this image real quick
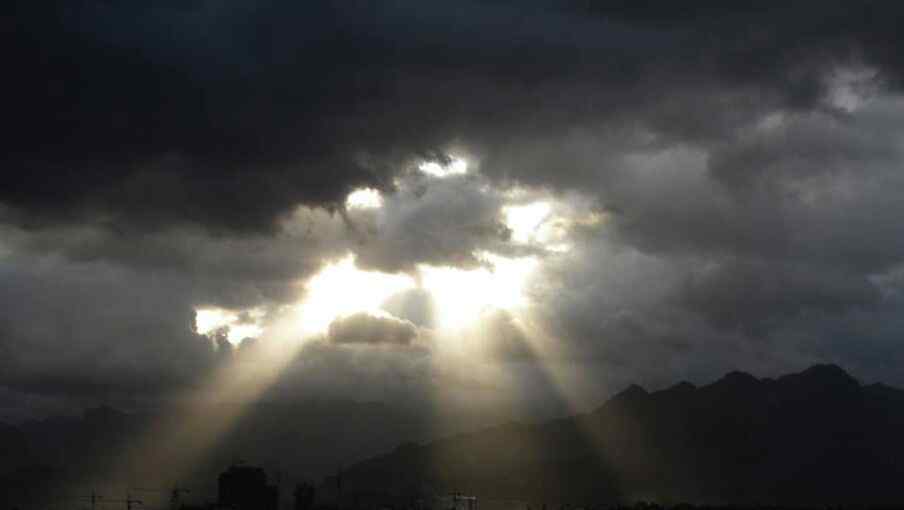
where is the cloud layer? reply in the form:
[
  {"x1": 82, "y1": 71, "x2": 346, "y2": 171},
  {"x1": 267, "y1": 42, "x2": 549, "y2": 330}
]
[{"x1": 5, "y1": 1, "x2": 904, "y2": 419}]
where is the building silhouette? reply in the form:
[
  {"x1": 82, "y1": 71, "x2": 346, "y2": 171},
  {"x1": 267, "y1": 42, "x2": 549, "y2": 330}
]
[{"x1": 218, "y1": 464, "x2": 278, "y2": 510}]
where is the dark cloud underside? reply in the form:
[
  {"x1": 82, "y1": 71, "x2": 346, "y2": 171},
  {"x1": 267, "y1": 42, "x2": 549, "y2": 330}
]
[{"x1": 5, "y1": 1, "x2": 904, "y2": 231}]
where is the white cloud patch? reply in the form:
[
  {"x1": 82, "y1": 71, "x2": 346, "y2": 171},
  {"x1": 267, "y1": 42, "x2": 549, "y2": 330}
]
[
  {"x1": 328, "y1": 311, "x2": 419, "y2": 346},
  {"x1": 194, "y1": 307, "x2": 266, "y2": 345},
  {"x1": 418, "y1": 158, "x2": 469, "y2": 178},
  {"x1": 346, "y1": 188, "x2": 383, "y2": 209}
]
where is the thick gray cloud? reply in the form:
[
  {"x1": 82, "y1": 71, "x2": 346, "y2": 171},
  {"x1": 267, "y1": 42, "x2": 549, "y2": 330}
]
[
  {"x1": 349, "y1": 173, "x2": 524, "y2": 272},
  {"x1": 7, "y1": 1, "x2": 902, "y2": 232},
  {"x1": 0, "y1": 252, "x2": 220, "y2": 399},
  {"x1": 0, "y1": 208, "x2": 350, "y2": 308},
  {"x1": 517, "y1": 98, "x2": 904, "y2": 393}
]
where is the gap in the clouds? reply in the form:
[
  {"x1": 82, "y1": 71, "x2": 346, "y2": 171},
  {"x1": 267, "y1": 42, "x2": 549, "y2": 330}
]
[
  {"x1": 418, "y1": 252, "x2": 539, "y2": 332},
  {"x1": 194, "y1": 307, "x2": 266, "y2": 345},
  {"x1": 296, "y1": 253, "x2": 416, "y2": 335},
  {"x1": 503, "y1": 201, "x2": 552, "y2": 243},
  {"x1": 293, "y1": 251, "x2": 541, "y2": 339},
  {"x1": 345, "y1": 187, "x2": 383, "y2": 209}
]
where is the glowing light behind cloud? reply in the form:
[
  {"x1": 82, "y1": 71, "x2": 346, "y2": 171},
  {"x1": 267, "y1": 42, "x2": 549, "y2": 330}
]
[
  {"x1": 501, "y1": 198, "x2": 604, "y2": 253},
  {"x1": 104, "y1": 306, "x2": 307, "y2": 492},
  {"x1": 503, "y1": 201, "x2": 552, "y2": 244},
  {"x1": 195, "y1": 307, "x2": 265, "y2": 345},
  {"x1": 419, "y1": 252, "x2": 538, "y2": 331},
  {"x1": 418, "y1": 158, "x2": 469, "y2": 178},
  {"x1": 345, "y1": 187, "x2": 383, "y2": 209},
  {"x1": 298, "y1": 254, "x2": 416, "y2": 335}
]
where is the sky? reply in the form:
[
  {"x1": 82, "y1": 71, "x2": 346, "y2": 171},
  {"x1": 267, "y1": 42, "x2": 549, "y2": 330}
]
[{"x1": 4, "y1": 1, "x2": 904, "y2": 423}]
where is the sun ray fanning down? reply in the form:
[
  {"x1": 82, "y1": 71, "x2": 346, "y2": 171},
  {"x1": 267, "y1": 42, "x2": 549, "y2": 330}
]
[
  {"x1": 95, "y1": 192, "x2": 601, "y2": 497},
  {"x1": 100, "y1": 309, "x2": 306, "y2": 491},
  {"x1": 100, "y1": 255, "x2": 416, "y2": 492}
]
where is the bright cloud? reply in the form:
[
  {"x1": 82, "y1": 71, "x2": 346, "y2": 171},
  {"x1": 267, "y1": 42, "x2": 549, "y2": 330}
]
[
  {"x1": 298, "y1": 254, "x2": 416, "y2": 335},
  {"x1": 418, "y1": 158, "x2": 469, "y2": 178},
  {"x1": 195, "y1": 307, "x2": 266, "y2": 345},
  {"x1": 346, "y1": 188, "x2": 383, "y2": 209},
  {"x1": 503, "y1": 201, "x2": 552, "y2": 244},
  {"x1": 419, "y1": 252, "x2": 539, "y2": 331}
]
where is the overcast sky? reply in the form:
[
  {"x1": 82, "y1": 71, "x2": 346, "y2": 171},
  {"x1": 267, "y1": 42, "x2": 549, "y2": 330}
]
[{"x1": 4, "y1": 1, "x2": 904, "y2": 422}]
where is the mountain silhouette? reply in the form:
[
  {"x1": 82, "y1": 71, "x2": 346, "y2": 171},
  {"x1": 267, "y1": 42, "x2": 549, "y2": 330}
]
[{"x1": 332, "y1": 364, "x2": 904, "y2": 507}]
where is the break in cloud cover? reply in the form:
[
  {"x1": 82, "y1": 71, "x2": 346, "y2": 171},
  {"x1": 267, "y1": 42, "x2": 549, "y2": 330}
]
[{"x1": 3, "y1": 1, "x2": 904, "y2": 421}]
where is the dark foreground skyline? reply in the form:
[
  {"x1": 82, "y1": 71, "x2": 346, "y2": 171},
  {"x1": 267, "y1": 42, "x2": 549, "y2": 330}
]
[{"x1": 2, "y1": 364, "x2": 904, "y2": 509}]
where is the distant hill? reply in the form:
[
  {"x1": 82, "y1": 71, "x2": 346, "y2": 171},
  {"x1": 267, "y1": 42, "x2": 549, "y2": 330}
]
[{"x1": 333, "y1": 365, "x2": 904, "y2": 507}]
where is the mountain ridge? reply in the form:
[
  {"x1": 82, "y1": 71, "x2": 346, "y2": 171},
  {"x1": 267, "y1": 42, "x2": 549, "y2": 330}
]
[{"x1": 333, "y1": 364, "x2": 904, "y2": 507}]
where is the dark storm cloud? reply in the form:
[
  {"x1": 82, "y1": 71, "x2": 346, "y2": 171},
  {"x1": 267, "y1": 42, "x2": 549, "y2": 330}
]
[
  {"x1": 8, "y1": 0, "x2": 904, "y2": 232},
  {"x1": 6, "y1": 0, "x2": 904, "y2": 410},
  {"x1": 0, "y1": 253, "x2": 220, "y2": 399},
  {"x1": 677, "y1": 259, "x2": 881, "y2": 336},
  {"x1": 0, "y1": 206, "x2": 351, "y2": 308}
]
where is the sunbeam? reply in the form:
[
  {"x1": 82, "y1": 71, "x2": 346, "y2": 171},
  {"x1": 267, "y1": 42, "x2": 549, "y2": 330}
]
[{"x1": 99, "y1": 312, "x2": 305, "y2": 492}]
